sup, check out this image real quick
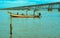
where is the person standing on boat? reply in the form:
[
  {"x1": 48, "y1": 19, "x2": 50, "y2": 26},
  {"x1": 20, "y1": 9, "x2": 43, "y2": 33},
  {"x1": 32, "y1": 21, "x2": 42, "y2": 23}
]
[
  {"x1": 17, "y1": 12, "x2": 19, "y2": 15},
  {"x1": 21, "y1": 13, "x2": 24, "y2": 15},
  {"x1": 39, "y1": 13, "x2": 41, "y2": 16}
]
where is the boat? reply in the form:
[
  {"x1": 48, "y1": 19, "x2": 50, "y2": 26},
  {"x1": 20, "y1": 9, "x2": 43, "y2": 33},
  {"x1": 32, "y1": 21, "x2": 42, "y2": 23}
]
[
  {"x1": 8, "y1": 12, "x2": 40, "y2": 18},
  {"x1": 10, "y1": 14, "x2": 40, "y2": 18}
]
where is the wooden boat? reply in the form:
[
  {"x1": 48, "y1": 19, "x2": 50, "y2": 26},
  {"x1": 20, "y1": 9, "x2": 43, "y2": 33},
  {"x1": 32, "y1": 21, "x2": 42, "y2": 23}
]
[
  {"x1": 8, "y1": 12, "x2": 40, "y2": 18},
  {"x1": 10, "y1": 14, "x2": 40, "y2": 18}
]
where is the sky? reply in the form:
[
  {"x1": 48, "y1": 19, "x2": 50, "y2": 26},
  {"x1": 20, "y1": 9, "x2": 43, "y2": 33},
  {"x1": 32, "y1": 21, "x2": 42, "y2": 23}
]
[{"x1": 0, "y1": 0, "x2": 60, "y2": 8}]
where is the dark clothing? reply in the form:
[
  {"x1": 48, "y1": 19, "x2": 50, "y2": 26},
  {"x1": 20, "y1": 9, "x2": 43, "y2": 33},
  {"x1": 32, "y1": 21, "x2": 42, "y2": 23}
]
[
  {"x1": 21, "y1": 13, "x2": 24, "y2": 15},
  {"x1": 17, "y1": 13, "x2": 18, "y2": 15},
  {"x1": 39, "y1": 13, "x2": 41, "y2": 16}
]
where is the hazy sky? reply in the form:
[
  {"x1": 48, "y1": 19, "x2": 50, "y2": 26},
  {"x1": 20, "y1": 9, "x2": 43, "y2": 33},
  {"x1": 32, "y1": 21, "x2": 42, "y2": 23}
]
[{"x1": 0, "y1": 0, "x2": 60, "y2": 8}]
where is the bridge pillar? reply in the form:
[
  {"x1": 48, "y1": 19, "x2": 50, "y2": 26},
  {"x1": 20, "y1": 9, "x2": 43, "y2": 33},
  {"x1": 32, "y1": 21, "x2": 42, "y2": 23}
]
[
  {"x1": 58, "y1": 4, "x2": 60, "y2": 12},
  {"x1": 48, "y1": 4, "x2": 53, "y2": 11}
]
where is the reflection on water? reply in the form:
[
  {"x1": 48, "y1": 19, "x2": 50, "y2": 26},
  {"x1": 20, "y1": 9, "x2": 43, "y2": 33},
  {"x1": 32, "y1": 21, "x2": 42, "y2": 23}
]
[{"x1": 0, "y1": 9, "x2": 60, "y2": 38}]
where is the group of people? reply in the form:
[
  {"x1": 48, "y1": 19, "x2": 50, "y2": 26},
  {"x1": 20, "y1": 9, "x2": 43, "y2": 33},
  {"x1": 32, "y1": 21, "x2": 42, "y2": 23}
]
[
  {"x1": 17, "y1": 12, "x2": 41, "y2": 16},
  {"x1": 17, "y1": 12, "x2": 24, "y2": 15}
]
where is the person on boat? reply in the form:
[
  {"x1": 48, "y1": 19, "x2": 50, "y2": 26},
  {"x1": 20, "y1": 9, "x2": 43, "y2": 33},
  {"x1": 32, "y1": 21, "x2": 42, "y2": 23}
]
[
  {"x1": 21, "y1": 13, "x2": 24, "y2": 15},
  {"x1": 17, "y1": 12, "x2": 19, "y2": 15},
  {"x1": 39, "y1": 13, "x2": 41, "y2": 16}
]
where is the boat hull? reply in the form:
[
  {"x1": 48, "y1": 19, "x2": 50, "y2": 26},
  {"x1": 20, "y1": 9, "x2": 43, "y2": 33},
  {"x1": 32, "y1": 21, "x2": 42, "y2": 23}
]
[{"x1": 10, "y1": 14, "x2": 40, "y2": 18}]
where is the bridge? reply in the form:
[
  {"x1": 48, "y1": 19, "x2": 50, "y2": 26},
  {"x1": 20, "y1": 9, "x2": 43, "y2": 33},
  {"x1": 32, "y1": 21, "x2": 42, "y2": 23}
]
[{"x1": 0, "y1": 2, "x2": 60, "y2": 10}]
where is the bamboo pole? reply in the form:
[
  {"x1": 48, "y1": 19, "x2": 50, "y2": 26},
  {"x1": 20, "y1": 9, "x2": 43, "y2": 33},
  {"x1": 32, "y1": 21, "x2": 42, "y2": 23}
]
[
  {"x1": 10, "y1": 15, "x2": 12, "y2": 38},
  {"x1": 26, "y1": 10, "x2": 28, "y2": 15},
  {"x1": 33, "y1": 9, "x2": 35, "y2": 16}
]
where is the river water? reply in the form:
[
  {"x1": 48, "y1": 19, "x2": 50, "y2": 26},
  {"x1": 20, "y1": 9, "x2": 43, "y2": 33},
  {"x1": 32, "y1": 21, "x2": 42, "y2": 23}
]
[{"x1": 0, "y1": 9, "x2": 60, "y2": 38}]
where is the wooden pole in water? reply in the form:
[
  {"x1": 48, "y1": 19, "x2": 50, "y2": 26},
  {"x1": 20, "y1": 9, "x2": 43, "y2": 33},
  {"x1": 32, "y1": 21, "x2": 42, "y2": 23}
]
[
  {"x1": 10, "y1": 15, "x2": 12, "y2": 38},
  {"x1": 26, "y1": 10, "x2": 28, "y2": 15}
]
